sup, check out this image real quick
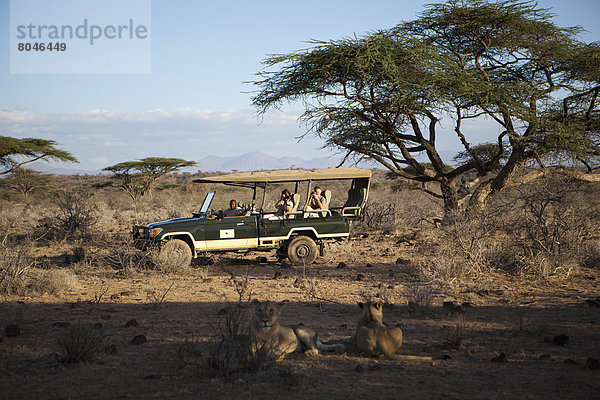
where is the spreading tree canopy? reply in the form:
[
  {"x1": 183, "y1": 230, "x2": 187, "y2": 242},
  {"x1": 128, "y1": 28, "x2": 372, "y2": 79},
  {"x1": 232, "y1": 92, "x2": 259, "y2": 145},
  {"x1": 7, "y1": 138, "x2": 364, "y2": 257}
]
[
  {"x1": 252, "y1": 0, "x2": 600, "y2": 217},
  {"x1": 0, "y1": 136, "x2": 78, "y2": 175}
]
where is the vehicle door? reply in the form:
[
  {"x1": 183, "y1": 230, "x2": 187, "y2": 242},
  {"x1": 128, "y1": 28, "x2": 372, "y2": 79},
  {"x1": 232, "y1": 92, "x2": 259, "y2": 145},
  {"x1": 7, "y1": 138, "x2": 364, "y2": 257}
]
[{"x1": 196, "y1": 214, "x2": 259, "y2": 251}]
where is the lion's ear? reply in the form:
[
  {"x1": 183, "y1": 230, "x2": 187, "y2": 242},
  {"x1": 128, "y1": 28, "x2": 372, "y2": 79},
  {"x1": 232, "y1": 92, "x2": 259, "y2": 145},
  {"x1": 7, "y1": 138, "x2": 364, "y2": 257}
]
[
  {"x1": 276, "y1": 301, "x2": 287, "y2": 310},
  {"x1": 250, "y1": 299, "x2": 259, "y2": 308},
  {"x1": 376, "y1": 300, "x2": 384, "y2": 310},
  {"x1": 358, "y1": 302, "x2": 364, "y2": 309}
]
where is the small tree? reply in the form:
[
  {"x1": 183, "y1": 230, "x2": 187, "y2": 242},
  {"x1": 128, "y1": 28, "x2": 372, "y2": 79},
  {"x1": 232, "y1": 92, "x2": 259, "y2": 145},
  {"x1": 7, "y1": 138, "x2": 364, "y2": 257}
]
[
  {"x1": 0, "y1": 168, "x2": 55, "y2": 197},
  {"x1": 103, "y1": 157, "x2": 196, "y2": 217},
  {"x1": 0, "y1": 136, "x2": 77, "y2": 175}
]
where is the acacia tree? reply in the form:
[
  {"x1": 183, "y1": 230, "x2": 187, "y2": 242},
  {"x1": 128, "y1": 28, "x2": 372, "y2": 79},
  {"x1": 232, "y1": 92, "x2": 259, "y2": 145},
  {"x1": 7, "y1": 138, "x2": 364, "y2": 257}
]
[
  {"x1": 252, "y1": 0, "x2": 600, "y2": 218},
  {"x1": 103, "y1": 157, "x2": 196, "y2": 204},
  {"x1": 0, "y1": 135, "x2": 78, "y2": 175},
  {"x1": 0, "y1": 168, "x2": 55, "y2": 197}
]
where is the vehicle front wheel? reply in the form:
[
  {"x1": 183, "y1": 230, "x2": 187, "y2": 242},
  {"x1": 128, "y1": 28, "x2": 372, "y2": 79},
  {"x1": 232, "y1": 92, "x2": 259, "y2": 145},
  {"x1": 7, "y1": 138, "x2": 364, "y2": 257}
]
[
  {"x1": 155, "y1": 239, "x2": 192, "y2": 272},
  {"x1": 286, "y1": 236, "x2": 318, "y2": 265}
]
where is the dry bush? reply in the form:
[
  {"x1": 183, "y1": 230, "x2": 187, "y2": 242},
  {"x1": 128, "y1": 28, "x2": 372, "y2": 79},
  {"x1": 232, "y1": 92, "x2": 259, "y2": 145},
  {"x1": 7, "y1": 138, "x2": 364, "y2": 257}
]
[
  {"x1": 404, "y1": 282, "x2": 437, "y2": 310},
  {"x1": 91, "y1": 235, "x2": 155, "y2": 276},
  {"x1": 51, "y1": 191, "x2": 98, "y2": 239},
  {"x1": 0, "y1": 241, "x2": 34, "y2": 295},
  {"x1": 419, "y1": 211, "x2": 499, "y2": 282},
  {"x1": 37, "y1": 269, "x2": 79, "y2": 295},
  {"x1": 489, "y1": 176, "x2": 600, "y2": 277},
  {"x1": 171, "y1": 338, "x2": 205, "y2": 376},
  {"x1": 56, "y1": 323, "x2": 106, "y2": 363}
]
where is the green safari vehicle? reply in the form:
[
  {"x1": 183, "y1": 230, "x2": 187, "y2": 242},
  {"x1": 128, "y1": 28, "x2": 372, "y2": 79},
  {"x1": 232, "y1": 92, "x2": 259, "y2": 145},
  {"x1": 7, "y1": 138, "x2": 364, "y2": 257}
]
[{"x1": 133, "y1": 168, "x2": 371, "y2": 266}]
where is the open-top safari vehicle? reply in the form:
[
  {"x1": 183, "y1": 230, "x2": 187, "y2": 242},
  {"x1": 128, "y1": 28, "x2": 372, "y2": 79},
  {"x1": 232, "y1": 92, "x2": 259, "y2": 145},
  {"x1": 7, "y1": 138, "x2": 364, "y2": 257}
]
[{"x1": 133, "y1": 168, "x2": 371, "y2": 267}]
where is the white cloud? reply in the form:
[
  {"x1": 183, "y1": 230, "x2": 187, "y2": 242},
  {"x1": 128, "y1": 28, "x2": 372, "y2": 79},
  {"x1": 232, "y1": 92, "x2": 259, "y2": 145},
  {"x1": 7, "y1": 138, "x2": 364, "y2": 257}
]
[{"x1": 0, "y1": 107, "x2": 322, "y2": 171}]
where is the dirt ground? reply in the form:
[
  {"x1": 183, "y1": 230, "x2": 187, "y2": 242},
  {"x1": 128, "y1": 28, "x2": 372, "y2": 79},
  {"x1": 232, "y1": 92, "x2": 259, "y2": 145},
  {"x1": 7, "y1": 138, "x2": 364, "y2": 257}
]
[{"x1": 1, "y1": 231, "x2": 599, "y2": 400}]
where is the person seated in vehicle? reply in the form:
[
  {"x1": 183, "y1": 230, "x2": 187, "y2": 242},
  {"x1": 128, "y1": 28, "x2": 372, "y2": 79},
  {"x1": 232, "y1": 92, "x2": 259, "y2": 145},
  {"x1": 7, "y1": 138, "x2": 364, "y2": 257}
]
[
  {"x1": 275, "y1": 189, "x2": 294, "y2": 215},
  {"x1": 223, "y1": 199, "x2": 244, "y2": 217},
  {"x1": 306, "y1": 186, "x2": 325, "y2": 211}
]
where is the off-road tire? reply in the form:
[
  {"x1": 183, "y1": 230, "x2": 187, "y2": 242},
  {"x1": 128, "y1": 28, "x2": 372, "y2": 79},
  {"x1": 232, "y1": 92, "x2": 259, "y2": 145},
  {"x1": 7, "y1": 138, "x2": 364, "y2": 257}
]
[
  {"x1": 155, "y1": 239, "x2": 192, "y2": 272},
  {"x1": 287, "y1": 236, "x2": 318, "y2": 265}
]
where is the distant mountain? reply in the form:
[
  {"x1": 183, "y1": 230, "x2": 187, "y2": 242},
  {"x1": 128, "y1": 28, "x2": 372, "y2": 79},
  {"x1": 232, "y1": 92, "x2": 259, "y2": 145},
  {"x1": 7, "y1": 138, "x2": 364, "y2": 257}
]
[
  {"x1": 197, "y1": 152, "x2": 340, "y2": 172},
  {"x1": 27, "y1": 161, "x2": 103, "y2": 176},
  {"x1": 25, "y1": 151, "x2": 373, "y2": 175}
]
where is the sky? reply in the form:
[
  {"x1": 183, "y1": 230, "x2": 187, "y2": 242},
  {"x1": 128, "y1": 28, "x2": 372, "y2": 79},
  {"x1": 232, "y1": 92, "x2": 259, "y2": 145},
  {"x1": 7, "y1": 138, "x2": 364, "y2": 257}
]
[{"x1": 1, "y1": 0, "x2": 599, "y2": 172}]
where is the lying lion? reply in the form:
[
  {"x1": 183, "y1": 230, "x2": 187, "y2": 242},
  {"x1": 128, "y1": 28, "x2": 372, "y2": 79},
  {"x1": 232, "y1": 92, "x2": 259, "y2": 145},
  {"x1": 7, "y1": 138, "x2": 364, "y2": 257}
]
[
  {"x1": 353, "y1": 300, "x2": 432, "y2": 361},
  {"x1": 250, "y1": 300, "x2": 344, "y2": 360}
]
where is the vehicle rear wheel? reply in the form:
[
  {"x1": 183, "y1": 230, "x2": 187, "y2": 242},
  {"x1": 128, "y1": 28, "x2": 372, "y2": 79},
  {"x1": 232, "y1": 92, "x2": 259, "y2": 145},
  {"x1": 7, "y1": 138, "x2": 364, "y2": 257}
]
[
  {"x1": 156, "y1": 239, "x2": 192, "y2": 272},
  {"x1": 287, "y1": 236, "x2": 318, "y2": 265}
]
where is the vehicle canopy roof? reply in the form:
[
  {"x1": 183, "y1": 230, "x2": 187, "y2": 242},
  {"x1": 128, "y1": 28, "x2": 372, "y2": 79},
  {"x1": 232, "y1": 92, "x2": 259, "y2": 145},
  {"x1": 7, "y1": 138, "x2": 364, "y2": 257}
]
[{"x1": 193, "y1": 168, "x2": 371, "y2": 187}]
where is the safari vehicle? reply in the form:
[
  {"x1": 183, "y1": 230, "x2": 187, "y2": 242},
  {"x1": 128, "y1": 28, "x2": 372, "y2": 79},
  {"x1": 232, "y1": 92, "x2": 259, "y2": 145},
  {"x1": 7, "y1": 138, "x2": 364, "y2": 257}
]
[{"x1": 133, "y1": 168, "x2": 371, "y2": 267}]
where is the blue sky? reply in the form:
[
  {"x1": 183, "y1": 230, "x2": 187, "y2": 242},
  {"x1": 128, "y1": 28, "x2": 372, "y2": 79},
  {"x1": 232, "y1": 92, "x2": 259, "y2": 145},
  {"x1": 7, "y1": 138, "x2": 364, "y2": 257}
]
[{"x1": 1, "y1": 0, "x2": 599, "y2": 171}]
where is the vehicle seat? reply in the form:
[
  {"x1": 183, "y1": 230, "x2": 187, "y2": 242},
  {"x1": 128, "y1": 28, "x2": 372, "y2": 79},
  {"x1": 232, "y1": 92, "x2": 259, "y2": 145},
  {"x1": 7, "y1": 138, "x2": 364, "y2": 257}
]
[
  {"x1": 319, "y1": 190, "x2": 332, "y2": 217},
  {"x1": 341, "y1": 187, "x2": 367, "y2": 216}
]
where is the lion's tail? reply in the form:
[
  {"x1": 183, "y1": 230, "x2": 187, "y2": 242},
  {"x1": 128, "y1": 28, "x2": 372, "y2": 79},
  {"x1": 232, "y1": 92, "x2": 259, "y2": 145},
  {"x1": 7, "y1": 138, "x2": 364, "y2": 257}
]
[
  {"x1": 316, "y1": 338, "x2": 345, "y2": 352},
  {"x1": 390, "y1": 354, "x2": 433, "y2": 361}
]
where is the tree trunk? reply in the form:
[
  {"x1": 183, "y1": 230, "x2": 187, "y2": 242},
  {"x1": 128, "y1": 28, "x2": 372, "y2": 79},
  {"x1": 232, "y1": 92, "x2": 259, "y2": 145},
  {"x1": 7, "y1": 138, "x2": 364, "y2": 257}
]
[
  {"x1": 440, "y1": 179, "x2": 459, "y2": 224},
  {"x1": 468, "y1": 147, "x2": 526, "y2": 210}
]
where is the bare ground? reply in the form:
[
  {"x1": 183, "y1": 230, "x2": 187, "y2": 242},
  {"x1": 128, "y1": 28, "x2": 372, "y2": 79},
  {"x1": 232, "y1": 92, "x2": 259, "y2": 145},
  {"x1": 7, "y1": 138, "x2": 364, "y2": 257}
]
[{"x1": 1, "y1": 232, "x2": 599, "y2": 399}]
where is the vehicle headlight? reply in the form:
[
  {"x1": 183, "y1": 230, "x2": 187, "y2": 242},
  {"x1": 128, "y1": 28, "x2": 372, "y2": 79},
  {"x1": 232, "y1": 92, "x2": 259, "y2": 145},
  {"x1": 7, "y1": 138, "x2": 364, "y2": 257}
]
[{"x1": 149, "y1": 227, "x2": 163, "y2": 237}]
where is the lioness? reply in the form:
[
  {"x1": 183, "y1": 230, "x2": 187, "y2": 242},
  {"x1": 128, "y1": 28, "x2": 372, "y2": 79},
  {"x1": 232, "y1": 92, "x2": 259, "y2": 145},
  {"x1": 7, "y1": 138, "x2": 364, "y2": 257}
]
[
  {"x1": 353, "y1": 300, "x2": 431, "y2": 360},
  {"x1": 250, "y1": 300, "x2": 344, "y2": 360}
]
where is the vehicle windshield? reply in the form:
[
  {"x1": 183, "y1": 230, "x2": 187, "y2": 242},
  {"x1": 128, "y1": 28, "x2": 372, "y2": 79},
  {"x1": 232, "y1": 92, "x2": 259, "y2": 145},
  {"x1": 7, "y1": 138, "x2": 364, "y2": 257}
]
[{"x1": 198, "y1": 190, "x2": 215, "y2": 216}]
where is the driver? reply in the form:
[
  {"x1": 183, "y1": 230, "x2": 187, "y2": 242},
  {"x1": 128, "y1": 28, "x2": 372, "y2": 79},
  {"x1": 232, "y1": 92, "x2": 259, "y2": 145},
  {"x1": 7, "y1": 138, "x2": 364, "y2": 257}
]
[{"x1": 223, "y1": 199, "x2": 244, "y2": 217}]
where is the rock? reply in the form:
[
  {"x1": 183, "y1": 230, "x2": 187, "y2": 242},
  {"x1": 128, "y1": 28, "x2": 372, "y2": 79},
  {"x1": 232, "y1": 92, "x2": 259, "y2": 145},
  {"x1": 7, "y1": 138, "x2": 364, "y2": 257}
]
[
  {"x1": 339, "y1": 323, "x2": 348, "y2": 330},
  {"x1": 5, "y1": 324, "x2": 20, "y2": 337},
  {"x1": 273, "y1": 271, "x2": 284, "y2": 279},
  {"x1": 356, "y1": 273, "x2": 366, "y2": 281},
  {"x1": 255, "y1": 256, "x2": 268, "y2": 263},
  {"x1": 101, "y1": 314, "x2": 111, "y2": 320},
  {"x1": 365, "y1": 263, "x2": 373, "y2": 268},
  {"x1": 585, "y1": 358, "x2": 600, "y2": 370},
  {"x1": 130, "y1": 334, "x2": 147, "y2": 345},
  {"x1": 336, "y1": 262, "x2": 347, "y2": 269},
  {"x1": 552, "y1": 334, "x2": 569, "y2": 346},
  {"x1": 125, "y1": 319, "x2": 139, "y2": 328},
  {"x1": 92, "y1": 322, "x2": 103, "y2": 330},
  {"x1": 491, "y1": 353, "x2": 507, "y2": 363},
  {"x1": 395, "y1": 258, "x2": 410, "y2": 265}
]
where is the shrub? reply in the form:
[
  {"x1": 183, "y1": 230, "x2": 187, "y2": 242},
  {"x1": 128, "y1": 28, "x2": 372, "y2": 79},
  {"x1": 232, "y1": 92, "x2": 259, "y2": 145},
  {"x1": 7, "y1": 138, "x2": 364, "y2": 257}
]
[
  {"x1": 52, "y1": 191, "x2": 98, "y2": 238},
  {"x1": 57, "y1": 323, "x2": 105, "y2": 363}
]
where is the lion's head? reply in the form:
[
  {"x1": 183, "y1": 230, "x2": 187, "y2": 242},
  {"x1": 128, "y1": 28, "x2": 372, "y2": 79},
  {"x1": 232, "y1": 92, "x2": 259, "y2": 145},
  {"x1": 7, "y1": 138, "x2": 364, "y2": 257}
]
[
  {"x1": 251, "y1": 300, "x2": 285, "y2": 333},
  {"x1": 357, "y1": 300, "x2": 384, "y2": 326}
]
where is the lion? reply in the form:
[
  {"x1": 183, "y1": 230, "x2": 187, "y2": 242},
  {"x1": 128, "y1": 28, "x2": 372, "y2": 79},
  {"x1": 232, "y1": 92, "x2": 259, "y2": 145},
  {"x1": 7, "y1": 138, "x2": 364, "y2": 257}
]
[
  {"x1": 250, "y1": 299, "x2": 344, "y2": 360},
  {"x1": 353, "y1": 300, "x2": 432, "y2": 361}
]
